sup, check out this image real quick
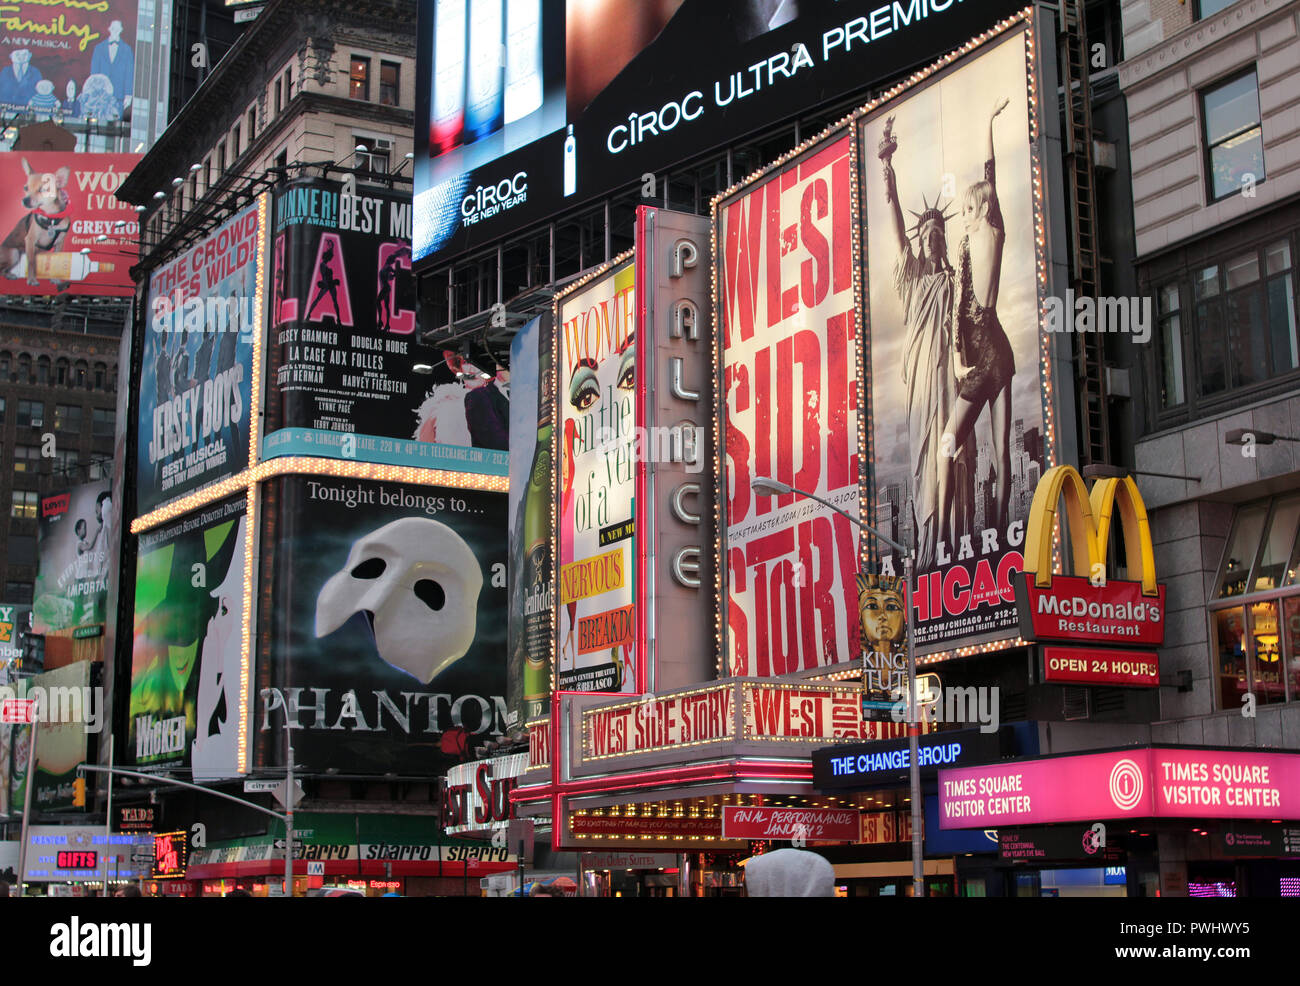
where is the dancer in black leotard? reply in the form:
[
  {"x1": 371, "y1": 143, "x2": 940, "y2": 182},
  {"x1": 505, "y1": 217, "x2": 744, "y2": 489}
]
[
  {"x1": 306, "y1": 242, "x2": 341, "y2": 321},
  {"x1": 937, "y1": 97, "x2": 1015, "y2": 545}
]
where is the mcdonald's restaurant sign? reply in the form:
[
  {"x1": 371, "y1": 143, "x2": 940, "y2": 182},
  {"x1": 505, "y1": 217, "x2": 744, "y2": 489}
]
[{"x1": 1015, "y1": 467, "x2": 1165, "y2": 674}]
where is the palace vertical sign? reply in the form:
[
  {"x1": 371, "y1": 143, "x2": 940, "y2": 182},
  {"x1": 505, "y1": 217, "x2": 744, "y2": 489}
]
[{"x1": 718, "y1": 131, "x2": 860, "y2": 677}]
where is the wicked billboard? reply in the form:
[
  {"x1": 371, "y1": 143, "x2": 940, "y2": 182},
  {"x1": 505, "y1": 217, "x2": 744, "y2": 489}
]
[
  {"x1": 138, "y1": 200, "x2": 264, "y2": 515},
  {"x1": 127, "y1": 495, "x2": 247, "y2": 777},
  {"x1": 263, "y1": 179, "x2": 509, "y2": 473},
  {"x1": 259, "y1": 476, "x2": 507, "y2": 775},
  {"x1": 862, "y1": 20, "x2": 1049, "y2": 654}
]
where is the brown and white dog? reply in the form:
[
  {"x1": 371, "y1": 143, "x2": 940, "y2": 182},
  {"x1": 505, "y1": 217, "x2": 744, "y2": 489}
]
[{"x1": 2, "y1": 159, "x2": 72, "y2": 290}]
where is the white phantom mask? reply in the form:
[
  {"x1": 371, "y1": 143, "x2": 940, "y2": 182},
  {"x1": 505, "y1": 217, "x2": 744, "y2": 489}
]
[{"x1": 315, "y1": 517, "x2": 482, "y2": 683}]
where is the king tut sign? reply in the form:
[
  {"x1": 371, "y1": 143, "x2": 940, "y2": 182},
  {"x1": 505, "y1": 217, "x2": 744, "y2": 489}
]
[{"x1": 1015, "y1": 466, "x2": 1164, "y2": 687}]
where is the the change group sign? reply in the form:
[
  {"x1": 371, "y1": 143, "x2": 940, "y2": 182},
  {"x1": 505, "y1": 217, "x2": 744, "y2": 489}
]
[{"x1": 939, "y1": 747, "x2": 1300, "y2": 829}]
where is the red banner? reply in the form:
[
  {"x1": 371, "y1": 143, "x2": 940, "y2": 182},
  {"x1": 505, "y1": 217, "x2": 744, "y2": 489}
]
[
  {"x1": 1042, "y1": 646, "x2": 1160, "y2": 687},
  {"x1": 1018, "y1": 574, "x2": 1166, "y2": 647},
  {"x1": 0, "y1": 152, "x2": 138, "y2": 296},
  {"x1": 720, "y1": 132, "x2": 859, "y2": 677},
  {"x1": 722, "y1": 806, "x2": 859, "y2": 841}
]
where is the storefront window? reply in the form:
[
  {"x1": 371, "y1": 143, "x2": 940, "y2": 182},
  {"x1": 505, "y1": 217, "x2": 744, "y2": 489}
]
[
  {"x1": 1216, "y1": 503, "x2": 1268, "y2": 597},
  {"x1": 1211, "y1": 494, "x2": 1300, "y2": 709},
  {"x1": 1215, "y1": 608, "x2": 1248, "y2": 709},
  {"x1": 1249, "y1": 600, "x2": 1283, "y2": 705}
]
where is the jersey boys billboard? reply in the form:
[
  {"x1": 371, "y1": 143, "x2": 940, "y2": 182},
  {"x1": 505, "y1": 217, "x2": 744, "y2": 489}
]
[
  {"x1": 718, "y1": 131, "x2": 860, "y2": 677},
  {"x1": 260, "y1": 476, "x2": 507, "y2": 775},
  {"x1": 139, "y1": 201, "x2": 263, "y2": 515},
  {"x1": 862, "y1": 24, "x2": 1048, "y2": 654},
  {"x1": 413, "y1": 0, "x2": 1027, "y2": 266},
  {"x1": 553, "y1": 258, "x2": 637, "y2": 694}
]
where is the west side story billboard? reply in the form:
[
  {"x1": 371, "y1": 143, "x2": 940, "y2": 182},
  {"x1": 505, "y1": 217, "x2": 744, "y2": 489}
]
[
  {"x1": 260, "y1": 476, "x2": 508, "y2": 775},
  {"x1": 414, "y1": 0, "x2": 1026, "y2": 266},
  {"x1": 138, "y1": 201, "x2": 263, "y2": 515},
  {"x1": 717, "y1": 130, "x2": 861, "y2": 677}
]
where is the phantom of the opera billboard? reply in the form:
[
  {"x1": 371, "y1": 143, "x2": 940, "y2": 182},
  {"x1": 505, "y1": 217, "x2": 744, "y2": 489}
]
[
  {"x1": 258, "y1": 476, "x2": 507, "y2": 775},
  {"x1": 138, "y1": 200, "x2": 265, "y2": 515},
  {"x1": 264, "y1": 179, "x2": 510, "y2": 470},
  {"x1": 127, "y1": 495, "x2": 247, "y2": 778},
  {"x1": 552, "y1": 257, "x2": 638, "y2": 695},
  {"x1": 717, "y1": 129, "x2": 861, "y2": 677},
  {"x1": 861, "y1": 20, "x2": 1049, "y2": 655}
]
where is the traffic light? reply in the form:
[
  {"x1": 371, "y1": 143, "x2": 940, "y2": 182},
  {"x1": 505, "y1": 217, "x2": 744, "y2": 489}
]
[{"x1": 72, "y1": 776, "x2": 87, "y2": 808}]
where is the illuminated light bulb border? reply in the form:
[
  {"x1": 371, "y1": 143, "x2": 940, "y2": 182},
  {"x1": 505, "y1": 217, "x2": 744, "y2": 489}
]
[
  {"x1": 548, "y1": 250, "x2": 636, "y2": 700},
  {"x1": 237, "y1": 483, "x2": 256, "y2": 775},
  {"x1": 130, "y1": 457, "x2": 508, "y2": 534},
  {"x1": 248, "y1": 193, "x2": 269, "y2": 474}
]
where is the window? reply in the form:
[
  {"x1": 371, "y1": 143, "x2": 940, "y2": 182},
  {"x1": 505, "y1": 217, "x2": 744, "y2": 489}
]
[
  {"x1": 1197, "y1": 0, "x2": 1238, "y2": 18},
  {"x1": 7, "y1": 535, "x2": 35, "y2": 567},
  {"x1": 1203, "y1": 70, "x2": 1265, "y2": 202},
  {"x1": 275, "y1": 76, "x2": 283, "y2": 114},
  {"x1": 354, "y1": 138, "x2": 388, "y2": 174},
  {"x1": 1211, "y1": 493, "x2": 1300, "y2": 709},
  {"x1": 285, "y1": 66, "x2": 293, "y2": 100},
  {"x1": 1156, "y1": 284, "x2": 1185, "y2": 408},
  {"x1": 36, "y1": 355, "x2": 49, "y2": 384},
  {"x1": 51, "y1": 449, "x2": 78, "y2": 476},
  {"x1": 87, "y1": 458, "x2": 109, "y2": 481},
  {"x1": 56, "y1": 357, "x2": 68, "y2": 385},
  {"x1": 247, "y1": 108, "x2": 256, "y2": 142},
  {"x1": 218, "y1": 139, "x2": 227, "y2": 175},
  {"x1": 17, "y1": 353, "x2": 30, "y2": 382},
  {"x1": 4, "y1": 582, "x2": 32, "y2": 605},
  {"x1": 92, "y1": 408, "x2": 114, "y2": 437},
  {"x1": 350, "y1": 56, "x2": 370, "y2": 101},
  {"x1": 94, "y1": 363, "x2": 106, "y2": 390},
  {"x1": 54, "y1": 404, "x2": 82, "y2": 432},
  {"x1": 232, "y1": 124, "x2": 241, "y2": 158},
  {"x1": 10, "y1": 491, "x2": 37, "y2": 520},
  {"x1": 380, "y1": 61, "x2": 400, "y2": 106},
  {"x1": 16, "y1": 400, "x2": 42, "y2": 428},
  {"x1": 275, "y1": 148, "x2": 288, "y2": 172},
  {"x1": 11, "y1": 445, "x2": 40, "y2": 473},
  {"x1": 0, "y1": 396, "x2": 5, "y2": 421},
  {"x1": 1161, "y1": 236, "x2": 1299, "y2": 405},
  {"x1": 0, "y1": 350, "x2": 9, "y2": 379}
]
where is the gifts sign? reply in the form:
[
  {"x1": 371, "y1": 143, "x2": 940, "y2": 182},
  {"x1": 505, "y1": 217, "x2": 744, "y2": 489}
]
[{"x1": 719, "y1": 132, "x2": 860, "y2": 676}]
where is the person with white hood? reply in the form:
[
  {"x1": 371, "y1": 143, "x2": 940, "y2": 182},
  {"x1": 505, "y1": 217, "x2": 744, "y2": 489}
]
[{"x1": 744, "y1": 848, "x2": 837, "y2": 897}]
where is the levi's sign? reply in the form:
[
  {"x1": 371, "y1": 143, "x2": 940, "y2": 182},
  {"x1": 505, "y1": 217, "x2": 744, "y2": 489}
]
[
  {"x1": 722, "y1": 806, "x2": 859, "y2": 841},
  {"x1": 939, "y1": 747, "x2": 1300, "y2": 829},
  {"x1": 1017, "y1": 467, "x2": 1165, "y2": 647}
]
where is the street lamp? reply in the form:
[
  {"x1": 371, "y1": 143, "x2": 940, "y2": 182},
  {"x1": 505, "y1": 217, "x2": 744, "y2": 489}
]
[{"x1": 750, "y1": 476, "x2": 924, "y2": 898}]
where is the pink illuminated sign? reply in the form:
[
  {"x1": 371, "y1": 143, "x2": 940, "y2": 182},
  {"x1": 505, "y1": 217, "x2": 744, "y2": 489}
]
[{"x1": 938, "y1": 748, "x2": 1300, "y2": 829}]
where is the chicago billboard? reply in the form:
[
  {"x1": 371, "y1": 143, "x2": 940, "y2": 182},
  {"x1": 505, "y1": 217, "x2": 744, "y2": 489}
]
[
  {"x1": 0, "y1": 153, "x2": 139, "y2": 296},
  {"x1": 717, "y1": 129, "x2": 860, "y2": 676},
  {"x1": 862, "y1": 22, "x2": 1048, "y2": 654},
  {"x1": 413, "y1": 0, "x2": 1026, "y2": 266},
  {"x1": 127, "y1": 495, "x2": 247, "y2": 776},
  {"x1": 260, "y1": 476, "x2": 507, "y2": 775},
  {"x1": 138, "y1": 199, "x2": 264, "y2": 515}
]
